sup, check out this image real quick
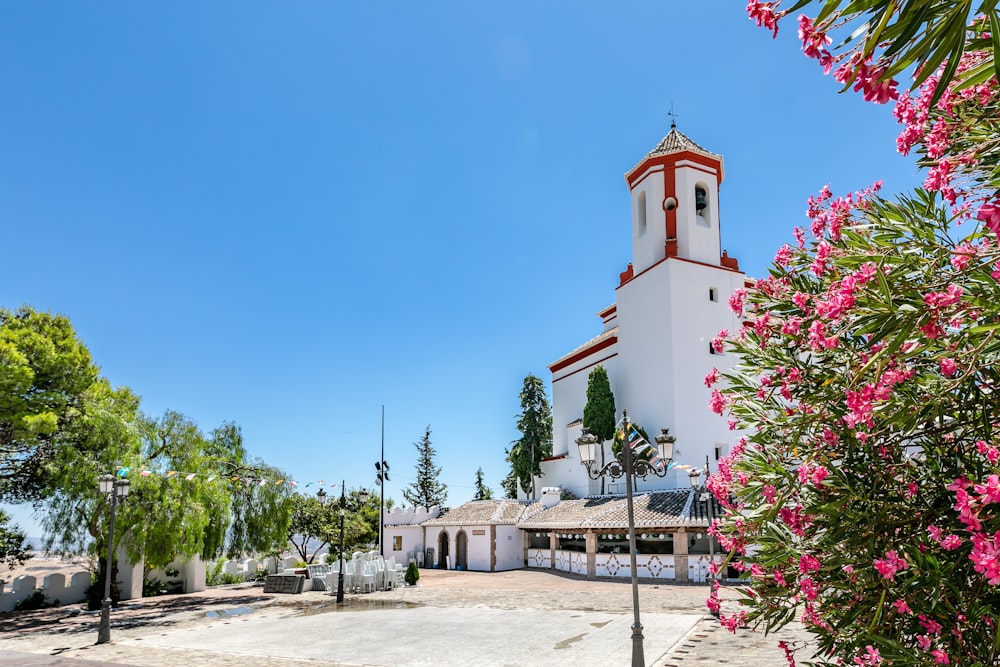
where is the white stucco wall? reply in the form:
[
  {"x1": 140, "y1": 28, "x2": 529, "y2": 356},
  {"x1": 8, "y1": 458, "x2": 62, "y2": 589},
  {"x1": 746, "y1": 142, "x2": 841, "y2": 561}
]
[
  {"x1": 493, "y1": 525, "x2": 524, "y2": 571},
  {"x1": 614, "y1": 257, "x2": 744, "y2": 482},
  {"x1": 385, "y1": 525, "x2": 424, "y2": 565},
  {"x1": 630, "y1": 166, "x2": 666, "y2": 273},
  {"x1": 674, "y1": 162, "x2": 722, "y2": 266}
]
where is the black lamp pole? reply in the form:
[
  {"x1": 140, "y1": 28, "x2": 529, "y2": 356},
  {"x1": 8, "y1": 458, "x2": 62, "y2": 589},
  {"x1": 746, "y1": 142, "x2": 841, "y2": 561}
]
[
  {"x1": 97, "y1": 474, "x2": 130, "y2": 645},
  {"x1": 576, "y1": 410, "x2": 675, "y2": 667},
  {"x1": 318, "y1": 481, "x2": 368, "y2": 603}
]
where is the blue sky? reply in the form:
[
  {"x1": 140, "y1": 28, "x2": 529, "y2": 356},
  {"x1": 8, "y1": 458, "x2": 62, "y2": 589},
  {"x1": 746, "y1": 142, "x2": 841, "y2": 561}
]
[{"x1": 2, "y1": 3, "x2": 921, "y2": 537}]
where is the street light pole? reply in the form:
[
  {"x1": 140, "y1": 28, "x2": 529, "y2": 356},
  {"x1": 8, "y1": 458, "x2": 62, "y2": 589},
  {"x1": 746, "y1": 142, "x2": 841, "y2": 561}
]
[
  {"x1": 688, "y1": 456, "x2": 717, "y2": 587},
  {"x1": 97, "y1": 474, "x2": 130, "y2": 645},
  {"x1": 318, "y1": 481, "x2": 368, "y2": 603},
  {"x1": 576, "y1": 410, "x2": 675, "y2": 667},
  {"x1": 621, "y1": 418, "x2": 645, "y2": 667}
]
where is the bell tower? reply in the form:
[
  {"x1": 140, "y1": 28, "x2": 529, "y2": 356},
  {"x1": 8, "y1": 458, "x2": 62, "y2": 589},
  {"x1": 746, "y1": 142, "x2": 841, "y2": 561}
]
[{"x1": 621, "y1": 123, "x2": 734, "y2": 277}]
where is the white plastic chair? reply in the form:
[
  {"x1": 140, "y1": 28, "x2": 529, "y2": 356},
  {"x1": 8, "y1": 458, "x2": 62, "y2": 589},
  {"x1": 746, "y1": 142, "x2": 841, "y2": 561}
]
[
  {"x1": 358, "y1": 560, "x2": 376, "y2": 593},
  {"x1": 383, "y1": 557, "x2": 396, "y2": 590},
  {"x1": 372, "y1": 557, "x2": 386, "y2": 591}
]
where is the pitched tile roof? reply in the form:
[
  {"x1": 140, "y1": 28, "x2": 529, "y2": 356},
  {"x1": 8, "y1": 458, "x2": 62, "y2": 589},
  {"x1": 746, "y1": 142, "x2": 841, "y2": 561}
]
[
  {"x1": 626, "y1": 126, "x2": 723, "y2": 180},
  {"x1": 515, "y1": 490, "x2": 716, "y2": 530},
  {"x1": 420, "y1": 499, "x2": 535, "y2": 526}
]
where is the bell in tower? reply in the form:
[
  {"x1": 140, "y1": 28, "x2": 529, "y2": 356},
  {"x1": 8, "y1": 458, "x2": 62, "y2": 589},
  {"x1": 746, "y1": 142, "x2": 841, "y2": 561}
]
[{"x1": 695, "y1": 186, "x2": 707, "y2": 213}]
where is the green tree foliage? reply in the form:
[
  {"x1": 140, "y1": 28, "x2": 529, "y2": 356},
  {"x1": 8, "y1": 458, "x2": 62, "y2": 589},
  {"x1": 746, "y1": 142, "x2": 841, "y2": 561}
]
[
  {"x1": 611, "y1": 423, "x2": 651, "y2": 461},
  {"x1": 0, "y1": 306, "x2": 99, "y2": 501},
  {"x1": 41, "y1": 390, "x2": 292, "y2": 608},
  {"x1": 0, "y1": 509, "x2": 30, "y2": 569},
  {"x1": 473, "y1": 467, "x2": 492, "y2": 500},
  {"x1": 507, "y1": 374, "x2": 553, "y2": 497},
  {"x1": 583, "y1": 366, "x2": 615, "y2": 494},
  {"x1": 500, "y1": 467, "x2": 518, "y2": 499},
  {"x1": 288, "y1": 492, "x2": 338, "y2": 563},
  {"x1": 401, "y1": 426, "x2": 447, "y2": 508}
]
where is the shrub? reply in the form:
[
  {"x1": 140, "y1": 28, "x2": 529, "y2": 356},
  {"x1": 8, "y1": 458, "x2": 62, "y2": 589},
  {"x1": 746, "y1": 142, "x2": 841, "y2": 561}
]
[
  {"x1": 15, "y1": 589, "x2": 57, "y2": 612},
  {"x1": 404, "y1": 561, "x2": 419, "y2": 586},
  {"x1": 142, "y1": 578, "x2": 167, "y2": 597}
]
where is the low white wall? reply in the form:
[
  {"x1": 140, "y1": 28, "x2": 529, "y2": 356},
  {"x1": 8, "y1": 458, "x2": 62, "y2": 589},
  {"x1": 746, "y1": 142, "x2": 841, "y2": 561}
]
[{"x1": 0, "y1": 571, "x2": 91, "y2": 613}]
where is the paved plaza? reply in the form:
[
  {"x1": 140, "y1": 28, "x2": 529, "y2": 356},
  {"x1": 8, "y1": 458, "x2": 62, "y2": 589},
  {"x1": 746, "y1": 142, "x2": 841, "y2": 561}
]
[{"x1": 0, "y1": 569, "x2": 815, "y2": 666}]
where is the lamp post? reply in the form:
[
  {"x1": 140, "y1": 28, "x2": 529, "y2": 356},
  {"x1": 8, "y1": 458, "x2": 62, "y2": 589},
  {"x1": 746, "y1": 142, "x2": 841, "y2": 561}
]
[
  {"x1": 318, "y1": 481, "x2": 369, "y2": 603},
  {"x1": 576, "y1": 410, "x2": 675, "y2": 667},
  {"x1": 688, "y1": 456, "x2": 716, "y2": 587},
  {"x1": 96, "y1": 473, "x2": 130, "y2": 645}
]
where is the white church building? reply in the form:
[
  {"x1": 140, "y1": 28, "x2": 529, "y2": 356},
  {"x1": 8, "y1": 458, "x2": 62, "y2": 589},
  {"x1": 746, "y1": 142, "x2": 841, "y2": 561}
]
[
  {"x1": 538, "y1": 122, "x2": 747, "y2": 499},
  {"x1": 384, "y1": 124, "x2": 748, "y2": 582}
]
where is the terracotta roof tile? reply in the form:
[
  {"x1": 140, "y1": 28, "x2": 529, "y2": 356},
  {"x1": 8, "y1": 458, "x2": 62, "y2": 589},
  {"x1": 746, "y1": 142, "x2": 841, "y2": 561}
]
[
  {"x1": 420, "y1": 499, "x2": 533, "y2": 526},
  {"x1": 516, "y1": 490, "x2": 711, "y2": 530},
  {"x1": 626, "y1": 127, "x2": 723, "y2": 180}
]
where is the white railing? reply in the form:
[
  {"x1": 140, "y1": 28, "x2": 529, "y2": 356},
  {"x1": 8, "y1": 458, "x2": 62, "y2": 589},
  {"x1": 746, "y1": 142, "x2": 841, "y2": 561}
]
[
  {"x1": 553, "y1": 549, "x2": 586, "y2": 575},
  {"x1": 687, "y1": 556, "x2": 722, "y2": 583},
  {"x1": 526, "y1": 548, "x2": 550, "y2": 569},
  {"x1": 595, "y1": 553, "x2": 676, "y2": 580}
]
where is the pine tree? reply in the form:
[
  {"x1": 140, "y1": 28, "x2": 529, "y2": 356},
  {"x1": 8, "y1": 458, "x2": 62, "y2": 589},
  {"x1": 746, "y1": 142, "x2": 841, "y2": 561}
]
[
  {"x1": 508, "y1": 374, "x2": 553, "y2": 498},
  {"x1": 583, "y1": 365, "x2": 616, "y2": 495},
  {"x1": 473, "y1": 467, "x2": 492, "y2": 500},
  {"x1": 401, "y1": 426, "x2": 447, "y2": 508}
]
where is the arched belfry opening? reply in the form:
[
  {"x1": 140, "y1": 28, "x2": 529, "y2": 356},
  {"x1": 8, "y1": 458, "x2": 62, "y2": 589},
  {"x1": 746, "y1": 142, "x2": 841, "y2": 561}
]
[{"x1": 637, "y1": 190, "x2": 647, "y2": 236}]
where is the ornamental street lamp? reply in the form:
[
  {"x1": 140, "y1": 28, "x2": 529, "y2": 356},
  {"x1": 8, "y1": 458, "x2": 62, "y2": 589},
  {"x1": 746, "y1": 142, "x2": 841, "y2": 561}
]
[
  {"x1": 576, "y1": 410, "x2": 676, "y2": 667},
  {"x1": 688, "y1": 456, "x2": 717, "y2": 589},
  {"x1": 318, "y1": 481, "x2": 369, "y2": 603},
  {"x1": 96, "y1": 473, "x2": 131, "y2": 645}
]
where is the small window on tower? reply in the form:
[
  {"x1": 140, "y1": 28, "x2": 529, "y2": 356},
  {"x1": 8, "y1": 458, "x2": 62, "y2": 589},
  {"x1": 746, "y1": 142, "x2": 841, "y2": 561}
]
[
  {"x1": 637, "y1": 191, "x2": 647, "y2": 236},
  {"x1": 709, "y1": 287, "x2": 718, "y2": 302}
]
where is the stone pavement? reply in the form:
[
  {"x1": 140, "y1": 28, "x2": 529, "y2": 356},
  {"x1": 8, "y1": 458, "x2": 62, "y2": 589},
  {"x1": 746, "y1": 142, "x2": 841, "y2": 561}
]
[{"x1": 0, "y1": 569, "x2": 816, "y2": 666}]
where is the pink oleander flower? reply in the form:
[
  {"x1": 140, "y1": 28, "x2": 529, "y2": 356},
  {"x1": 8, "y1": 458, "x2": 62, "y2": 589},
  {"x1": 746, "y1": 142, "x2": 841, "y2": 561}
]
[
  {"x1": 893, "y1": 599, "x2": 911, "y2": 614},
  {"x1": 977, "y1": 200, "x2": 1000, "y2": 235},
  {"x1": 940, "y1": 534, "x2": 962, "y2": 550},
  {"x1": 940, "y1": 357, "x2": 957, "y2": 376},
  {"x1": 709, "y1": 389, "x2": 726, "y2": 415},
  {"x1": 799, "y1": 554, "x2": 821, "y2": 573},
  {"x1": 931, "y1": 649, "x2": 950, "y2": 664},
  {"x1": 729, "y1": 288, "x2": 748, "y2": 315},
  {"x1": 704, "y1": 367, "x2": 719, "y2": 387},
  {"x1": 746, "y1": 0, "x2": 779, "y2": 37},
  {"x1": 762, "y1": 484, "x2": 777, "y2": 503},
  {"x1": 873, "y1": 550, "x2": 908, "y2": 579},
  {"x1": 853, "y1": 644, "x2": 883, "y2": 665},
  {"x1": 719, "y1": 610, "x2": 748, "y2": 633},
  {"x1": 712, "y1": 330, "x2": 729, "y2": 353},
  {"x1": 774, "y1": 244, "x2": 793, "y2": 266}
]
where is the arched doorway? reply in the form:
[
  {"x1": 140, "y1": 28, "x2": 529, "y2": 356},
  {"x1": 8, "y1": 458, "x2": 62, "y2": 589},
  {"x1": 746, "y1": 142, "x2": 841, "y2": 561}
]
[
  {"x1": 456, "y1": 530, "x2": 468, "y2": 571},
  {"x1": 438, "y1": 531, "x2": 450, "y2": 569}
]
